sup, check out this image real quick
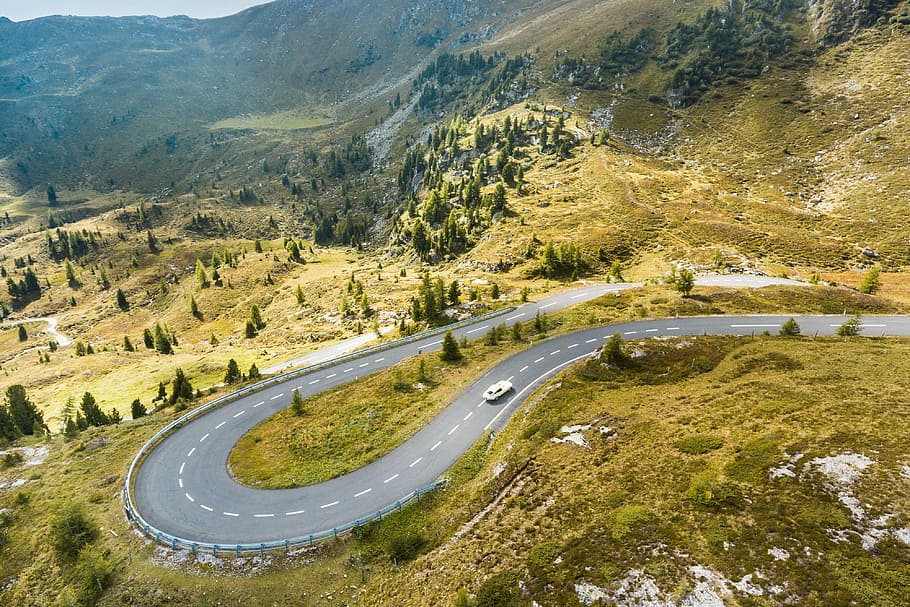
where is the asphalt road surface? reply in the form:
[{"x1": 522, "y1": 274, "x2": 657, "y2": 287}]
[{"x1": 131, "y1": 278, "x2": 910, "y2": 545}]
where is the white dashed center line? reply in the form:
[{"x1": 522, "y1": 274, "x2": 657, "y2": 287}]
[
  {"x1": 223, "y1": 512, "x2": 239, "y2": 517},
  {"x1": 429, "y1": 340, "x2": 442, "y2": 346},
  {"x1": 327, "y1": 374, "x2": 337, "y2": 379},
  {"x1": 355, "y1": 488, "x2": 372, "y2": 497},
  {"x1": 431, "y1": 441, "x2": 442, "y2": 451},
  {"x1": 410, "y1": 457, "x2": 423, "y2": 468},
  {"x1": 550, "y1": 350, "x2": 561, "y2": 355},
  {"x1": 254, "y1": 513, "x2": 275, "y2": 518},
  {"x1": 570, "y1": 294, "x2": 585, "y2": 299},
  {"x1": 199, "y1": 433, "x2": 209, "y2": 443},
  {"x1": 187, "y1": 448, "x2": 196, "y2": 457},
  {"x1": 535, "y1": 357, "x2": 545, "y2": 363},
  {"x1": 448, "y1": 424, "x2": 460, "y2": 435},
  {"x1": 200, "y1": 505, "x2": 213, "y2": 512},
  {"x1": 506, "y1": 313, "x2": 525, "y2": 321},
  {"x1": 359, "y1": 363, "x2": 369, "y2": 368},
  {"x1": 253, "y1": 401, "x2": 265, "y2": 408},
  {"x1": 539, "y1": 303, "x2": 555, "y2": 309},
  {"x1": 646, "y1": 329, "x2": 658, "y2": 333},
  {"x1": 731, "y1": 324, "x2": 780, "y2": 328},
  {"x1": 586, "y1": 338, "x2": 597, "y2": 343},
  {"x1": 321, "y1": 501, "x2": 339, "y2": 509},
  {"x1": 185, "y1": 493, "x2": 194, "y2": 503},
  {"x1": 625, "y1": 331, "x2": 638, "y2": 335},
  {"x1": 384, "y1": 474, "x2": 399, "y2": 483},
  {"x1": 309, "y1": 379, "x2": 320, "y2": 385},
  {"x1": 233, "y1": 410, "x2": 245, "y2": 418},
  {"x1": 179, "y1": 462, "x2": 185, "y2": 475},
  {"x1": 285, "y1": 510, "x2": 305, "y2": 516},
  {"x1": 667, "y1": 327, "x2": 679, "y2": 331},
  {"x1": 216, "y1": 421, "x2": 227, "y2": 429},
  {"x1": 519, "y1": 365, "x2": 529, "y2": 373},
  {"x1": 270, "y1": 393, "x2": 284, "y2": 400},
  {"x1": 178, "y1": 478, "x2": 183, "y2": 488},
  {"x1": 375, "y1": 357, "x2": 385, "y2": 362},
  {"x1": 466, "y1": 325, "x2": 489, "y2": 334},
  {"x1": 464, "y1": 411, "x2": 473, "y2": 421},
  {"x1": 344, "y1": 368, "x2": 354, "y2": 373},
  {"x1": 568, "y1": 343, "x2": 578, "y2": 349}
]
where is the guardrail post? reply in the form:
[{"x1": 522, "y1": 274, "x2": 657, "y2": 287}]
[
  {"x1": 309, "y1": 534, "x2": 314, "y2": 546},
  {"x1": 192, "y1": 543, "x2": 197, "y2": 555},
  {"x1": 260, "y1": 543, "x2": 265, "y2": 556},
  {"x1": 285, "y1": 539, "x2": 290, "y2": 553},
  {"x1": 397, "y1": 500, "x2": 402, "y2": 511},
  {"x1": 213, "y1": 544, "x2": 218, "y2": 557},
  {"x1": 333, "y1": 527, "x2": 338, "y2": 539},
  {"x1": 156, "y1": 532, "x2": 161, "y2": 545},
  {"x1": 172, "y1": 537, "x2": 177, "y2": 550},
  {"x1": 415, "y1": 488, "x2": 420, "y2": 501},
  {"x1": 236, "y1": 545, "x2": 241, "y2": 557}
]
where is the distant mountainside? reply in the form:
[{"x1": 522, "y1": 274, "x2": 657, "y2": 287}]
[{"x1": 0, "y1": 0, "x2": 563, "y2": 191}]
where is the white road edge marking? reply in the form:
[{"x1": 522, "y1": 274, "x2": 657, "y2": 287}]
[
  {"x1": 431, "y1": 440, "x2": 442, "y2": 451},
  {"x1": 410, "y1": 457, "x2": 423, "y2": 468},
  {"x1": 448, "y1": 424, "x2": 460, "y2": 435},
  {"x1": 355, "y1": 488, "x2": 372, "y2": 497},
  {"x1": 384, "y1": 474, "x2": 399, "y2": 483}
]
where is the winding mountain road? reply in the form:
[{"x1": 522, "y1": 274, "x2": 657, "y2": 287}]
[
  {"x1": 130, "y1": 277, "x2": 910, "y2": 546},
  {"x1": 0, "y1": 316, "x2": 73, "y2": 346}
]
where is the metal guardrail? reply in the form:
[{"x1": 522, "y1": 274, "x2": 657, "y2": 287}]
[{"x1": 123, "y1": 307, "x2": 514, "y2": 554}]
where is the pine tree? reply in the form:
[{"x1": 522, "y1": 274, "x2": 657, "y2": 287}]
[
  {"x1": 7, "y1": 385, "x2": 45, "y2": 435},
  {"x1": 490, "y1": 283, "x2": 500, "y2": 300},
  {"x1": 440, "y1": 330, "x2": 463, "y2": 362},
  {"x1": 295, "y1": 285, "x2": 305, "y2": 306},
  {"x1": 80, "y1": 392, "x2": 109, "y2": 427},
  {"x1": 116, "y1": 288, "x2": 129, "y2": 311},
  {"x1": 190, "y1": 294, "x2": 200, "y2": 318},
  {"x1": 18, "y1": 324, "x2": 27, "y2": 342},
  {"x1": 123, "y1": 335, "x2": 134, "y2": 352},
  {"x1": 153, "y1": 323, "x2": 173, "y2": 354},
  {"x1": 860, "y1": 267, "x2": 881, "y2": 294},
  {"x1": 248, "y1": 363, "x2": 260, "y2": 379},
  {"x1": 675, "y1": 269, "x2": 695, "y2": 297},
  {"x1": 249, "y1": 304, "x2": 265, "y2": 330},
  {"x1": 779, "y1": 318, "x2": 801, "y2": 336},
  {"x1": 195, "y1": 259, "x2": 210, "y2": 288},
  {"x1": 245, "y1": 319, "x2": 258, "y2": 339},
  {"x1": 168, "y1": 368, "x2": 194, "y2": 406},
  {"x1": 291, "y1": 388, "x2": 305, "y2": 416},
  {"x1": 147, "y1": 230, "x2": 160, "y2": 253},
  {"x1": 602, "y1": 333, "x2": 628, "y2": 367},
  {"x1": 224, "y1": 359, "x2": 241, "y2": 384},
  {"x1": 143, "y1": 328, "x2": 154, "y2": 349},
  {"x1": 130, "y1": 399, "x2": 147, "y2": 419}
]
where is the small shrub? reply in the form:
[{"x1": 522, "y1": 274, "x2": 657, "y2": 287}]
[
  {"x1": 386, "y1": 530, "x2": 427, "y2": 562},
  {"x1": 74, "y1": 546, "x2": 115, "y2": 603},
  {"x1": 2, "y1": 451, "x2": 24, "y2": 468},
  {"x1": 779, "y1": 317, "x2": 801, "y2": 336},
  {"x1": 686, "y1": 471, "x2": 738, "y2": 510},
  {"x1": 677, "y1": 434, "x2": 724, "y2": 455},
  {"x1": 475, "y1": 571, "x2": 522, "y2": 607},
  {"x1": 611, "y1": 504, "x2": 651, "y2": 539},
  {"x1": 49, "y1": 502, "x2": 97, "y2": 560},
  {"x1": 837, "y1": 316, "x2": 862, "y2": 337}
]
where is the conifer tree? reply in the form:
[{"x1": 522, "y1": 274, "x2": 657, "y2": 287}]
[{"x1": 440, "y1": 330, "x2": 462, "y2": 362}]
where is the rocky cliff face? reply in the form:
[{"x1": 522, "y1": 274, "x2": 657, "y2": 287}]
[{"x1": 806, "y1": 0, "x2": 901, "y2": 45}]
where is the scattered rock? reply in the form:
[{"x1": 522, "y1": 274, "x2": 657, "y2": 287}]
[
  {"x1": 85, "y1": 437, "x2": 110, "y2": 451},
  {"x1": 767, "y1": 547, "x2": 790, "y2": 561}
]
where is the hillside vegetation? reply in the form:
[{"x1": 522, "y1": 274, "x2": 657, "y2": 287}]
[{"x1": 2, "y1": 0, "x2": 910, "y2": 604}]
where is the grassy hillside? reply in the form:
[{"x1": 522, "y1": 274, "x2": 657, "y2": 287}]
[{"x1": 2, "y1": 331, "x2": 909, "y2": 605}]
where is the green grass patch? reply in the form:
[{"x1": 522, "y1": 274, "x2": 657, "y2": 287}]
[
  {"x1": 210, "y1": 110, "x2": 333, "y2": 131},
  {"x1": 676, "y1": 434, "x2": 724, "y2": 455},
  {"x1": 230, "y1": 341, "x2": 525, "y2": 488}
]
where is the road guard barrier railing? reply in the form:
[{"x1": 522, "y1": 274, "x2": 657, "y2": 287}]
[{"x1": 123, "y1": 306, "x2": 514, "y2": 553}]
